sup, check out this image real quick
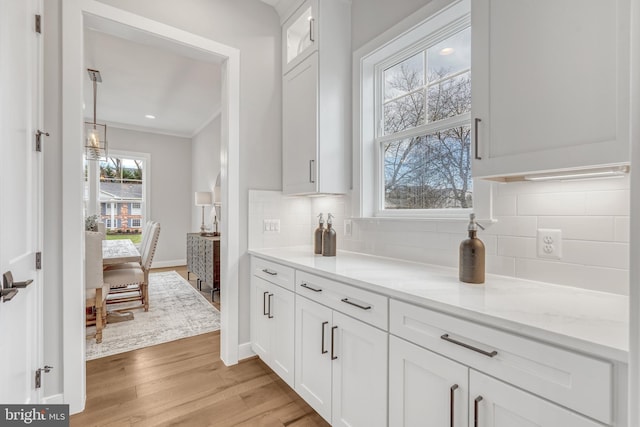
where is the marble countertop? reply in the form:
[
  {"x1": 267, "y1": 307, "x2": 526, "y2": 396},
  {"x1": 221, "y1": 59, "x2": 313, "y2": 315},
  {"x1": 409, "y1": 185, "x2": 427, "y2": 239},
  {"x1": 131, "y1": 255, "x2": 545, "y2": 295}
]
[{"x1": 249, "y1": 246, "x2": 629, "y2": 363}]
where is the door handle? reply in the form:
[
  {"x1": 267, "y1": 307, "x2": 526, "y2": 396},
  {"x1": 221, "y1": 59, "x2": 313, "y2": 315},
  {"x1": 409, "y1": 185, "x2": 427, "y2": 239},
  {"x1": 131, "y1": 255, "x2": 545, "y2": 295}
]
[
  {"x1": 309, "y1": 18, "x2": 315, "y2": 42},
  {"x1": 309, "y1": 160, "x2": 315, "y2": 183},
  {"x1": 474, "y1": 118, "x2": 482, "y2": 160},
  {"x1": 450, "y1": 384, "x2": 459, "y2": 427},
  {"x1": 3, "y1": 271, "x2": 33, "y2": 289},
  {"x1": 474, "y1": 396, "x2": 483, "y2": 427},
  {"x1": 267, "y1": 293, "x2": 274, "y2": 319},
  {"x1": 1, "y1": 288, "x2": 18, "y2": 302},
  {"x1": 300, "y1": 283, "x2": 322, "y2": 293},
  {"x1": 263, "y1": 291, "x2": 269, "y2": 316},
  {"x1": 321, "y1": 321, "x2": 328, "y2": 354},
  {"x1": 341, "y1": 298, "x2": 371, "y2": 310},
  {"x1": 262, "y1": 268, "x2": 277, "y2": 276},
  {"x1": 331, "y1": 326, "x2": 338, "y2": 360},
  {"x1": 441, "y1": 334, "x2": 497, "y2": 358}
]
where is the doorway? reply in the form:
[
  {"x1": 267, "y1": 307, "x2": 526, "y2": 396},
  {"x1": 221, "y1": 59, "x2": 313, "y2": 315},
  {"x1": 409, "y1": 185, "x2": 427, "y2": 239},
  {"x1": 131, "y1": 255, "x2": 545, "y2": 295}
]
[{"x1": 62, "y1": 1, "x2": 240, "y2": 414}]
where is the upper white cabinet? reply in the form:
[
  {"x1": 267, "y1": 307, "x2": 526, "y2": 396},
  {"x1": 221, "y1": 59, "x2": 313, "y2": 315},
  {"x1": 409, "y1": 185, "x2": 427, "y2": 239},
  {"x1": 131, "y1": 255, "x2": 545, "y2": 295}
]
[
  {"x1": 471, "y1": 0, "x2": 631, "y2": 179},
  {"x1": 282, "y1": 0, "x2": 351, "y2": 195}
]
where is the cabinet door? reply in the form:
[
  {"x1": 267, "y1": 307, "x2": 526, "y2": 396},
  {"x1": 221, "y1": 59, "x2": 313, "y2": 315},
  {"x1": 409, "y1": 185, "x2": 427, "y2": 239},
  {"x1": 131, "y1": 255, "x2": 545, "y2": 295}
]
[
  {"x1": 283, "y1": 52, "x2": 318, "y2": 195},
  {"x1": 331, "y1": 311, "x2": 387, "y2": 427},
  {"x1": 295, "y1": 295, "x2": 333, "y2": 423},
  {"x1": 389, "y1": 336, "x2": 468, "y2": 427},
  {"x1": 469, "y1": 371, "x2": 602, "y2": 427},
  {"x1": 269, "y1": 284, "x2": 295, "y2": 387},
  {"x1": 283, "y1": 0, "x2": 318, "y2": 74},
  {"x1": 472, "y1": 0, "x2": 630, "y2": 178},
  {"x1": 250, "y1": 277, "x2": 271, "y2": 361}
]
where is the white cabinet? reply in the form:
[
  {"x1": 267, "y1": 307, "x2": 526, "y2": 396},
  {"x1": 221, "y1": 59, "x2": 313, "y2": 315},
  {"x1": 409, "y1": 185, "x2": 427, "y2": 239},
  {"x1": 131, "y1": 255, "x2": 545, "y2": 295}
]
[
  {"x1": 282, "y1": 0, "x2": 350, "y2": 195},
  {"x1": 471, "y1": 0, "x2": 631, "y2": 179},
  {"x1": 250, "y1": 276, "x2": 295, "y2": 387},
  {"x1": 470, "y1": 371, "x2": 601, "y2": 427},
  {"x1": 389, "y1": 336, "x2": 468, "y2": 427},
  {"x1": 295, "y1": 295, "x2": 388, "y2": 426}
]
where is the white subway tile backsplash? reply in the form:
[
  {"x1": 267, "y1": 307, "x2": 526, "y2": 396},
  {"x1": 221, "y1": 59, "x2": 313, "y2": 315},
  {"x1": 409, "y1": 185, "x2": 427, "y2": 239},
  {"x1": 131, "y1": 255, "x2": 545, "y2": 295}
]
[
  {"x1": 515, "y1": 258, "x2": 628, "y2": 295},
  {"x1": 562, "y1": 240, "x2": 629, "y2": 270},
  {"x1": 484, "y1": 216, "x2": 537, "y2": 237},
  {"x1": 517, "y1": 192, "x2": 586, "y2": 216},
  {"x1": 586, "y1": 190, "x2": 630, "y2": 216},
  {"x1": 493, "y1": 194, "x2": 517, "y2": 216},
  {"x1": 537, "y1": 216, "x2": 615, "y2": 241},
  {"x1": 614, "y1": 217, "x2": 630, "y2": 242},
  {"x1": 486, "y1": 255, "x2": 516, "y2": 277},
  {"x1": 497, "y1": 236, "x2": 537, "y2": 259}
]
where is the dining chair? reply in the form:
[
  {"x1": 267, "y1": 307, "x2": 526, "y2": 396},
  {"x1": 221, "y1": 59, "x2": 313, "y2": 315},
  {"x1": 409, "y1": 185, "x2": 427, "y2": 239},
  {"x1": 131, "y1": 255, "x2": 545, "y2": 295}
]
[
  {"x1": 85, "y1": 231, "x2": 108, "y2": 343},
  {"x1": 104, "y1": 222, "x2": 160, "y2": 312}
]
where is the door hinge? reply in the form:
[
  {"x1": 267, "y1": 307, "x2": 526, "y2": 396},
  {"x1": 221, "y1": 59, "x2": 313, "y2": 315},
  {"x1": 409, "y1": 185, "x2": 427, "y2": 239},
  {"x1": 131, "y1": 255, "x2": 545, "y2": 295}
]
[
  {"x1": 35, "y1": 14, "x2": 41, "y2": 34},
  {"x1": 35, "y1": 130, "x2": 49, "y2": 152},
  {"x1": 35, "y1": 252, "x2": 42, "y2": 270},
  {"x1": 35, "y1": 366, "x2": 52, "y2": 389}
]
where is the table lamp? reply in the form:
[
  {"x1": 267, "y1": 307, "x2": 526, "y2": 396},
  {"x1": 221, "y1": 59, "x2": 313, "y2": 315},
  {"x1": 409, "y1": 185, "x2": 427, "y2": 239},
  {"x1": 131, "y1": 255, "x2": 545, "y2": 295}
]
[{"x1": 195, "y1": 191, "x2": 213, "y2": 235}]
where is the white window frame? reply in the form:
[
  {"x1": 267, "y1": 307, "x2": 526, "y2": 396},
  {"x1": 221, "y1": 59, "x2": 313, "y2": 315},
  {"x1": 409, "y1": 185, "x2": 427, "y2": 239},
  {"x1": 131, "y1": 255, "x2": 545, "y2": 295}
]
[
  {"x1": 353, "y1": 0, "x2": 492, "y2": 220},
  {"x1": 131, "y1": 218, "x2": 141, "y2": 228}
]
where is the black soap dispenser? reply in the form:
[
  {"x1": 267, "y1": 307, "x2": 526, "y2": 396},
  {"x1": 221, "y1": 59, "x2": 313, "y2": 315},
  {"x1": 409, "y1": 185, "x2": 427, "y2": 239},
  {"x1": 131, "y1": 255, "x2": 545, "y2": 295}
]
[
  {"x1": 459, "y1": 213, "x2": 485, "y2": 284},
  {"x1": 314, "y1": 213, "x2": 325, "y2": 254},
  {"x1": 322, "y1": 213, "x2": 336, "y2": 257}
]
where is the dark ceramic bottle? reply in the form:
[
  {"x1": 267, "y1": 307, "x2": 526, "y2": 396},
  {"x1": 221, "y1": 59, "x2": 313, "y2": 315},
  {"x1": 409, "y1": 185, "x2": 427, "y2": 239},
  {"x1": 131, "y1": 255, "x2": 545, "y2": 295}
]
[
  {"x1": 314, "y1": 213, "x2": 324, "y2": 254},
  {"x1": 459, "y1": 213, "x2": 485, "y2": 284},
  {"x1": 322, "y1": 213, "x2": 336, "y2": 257}
]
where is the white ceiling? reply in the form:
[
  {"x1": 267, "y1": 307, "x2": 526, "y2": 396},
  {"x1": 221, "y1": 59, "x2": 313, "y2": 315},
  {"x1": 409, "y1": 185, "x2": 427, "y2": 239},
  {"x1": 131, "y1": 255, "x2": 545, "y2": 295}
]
[{"x1": 83, "y1": 24, "x2": 223, "y2": 138}]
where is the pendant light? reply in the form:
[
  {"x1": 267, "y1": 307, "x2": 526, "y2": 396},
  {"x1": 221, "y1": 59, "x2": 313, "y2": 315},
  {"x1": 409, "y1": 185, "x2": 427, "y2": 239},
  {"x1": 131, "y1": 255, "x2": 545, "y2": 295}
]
[{"x1": 84, "y1": 68, "x2": 108, "y2": 160}]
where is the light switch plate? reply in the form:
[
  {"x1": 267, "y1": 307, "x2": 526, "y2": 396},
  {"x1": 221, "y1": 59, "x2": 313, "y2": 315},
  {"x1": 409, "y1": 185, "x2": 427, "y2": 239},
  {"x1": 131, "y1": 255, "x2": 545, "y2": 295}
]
[
  {"x1": 537, "y1": 228, "x2": 562, "y2": 259},
  {"x1": 344, "y1": 219, "x2": 352, "y2": 237}
]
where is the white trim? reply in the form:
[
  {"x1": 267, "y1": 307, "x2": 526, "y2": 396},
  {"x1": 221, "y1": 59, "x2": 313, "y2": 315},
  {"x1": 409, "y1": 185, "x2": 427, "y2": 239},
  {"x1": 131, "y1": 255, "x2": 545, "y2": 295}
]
[
  {"x1": 152, "y1": 259, "x2": 187, "y2": 269},
  {"x1": 191, "y1": 107, "x2": 222, "y2": 138},
  {"x1": 42, "y1": 394, "x2": 65, "y2": 405},
  {"x1": 63, "y1": 0, "x2": 241, "y2": 414},
  {"x1": 106, "y1": 121, "x2": 193, "y2": 139},
  {"x1": 238, "y1": 341, "x2": 256, "y2": 360}
]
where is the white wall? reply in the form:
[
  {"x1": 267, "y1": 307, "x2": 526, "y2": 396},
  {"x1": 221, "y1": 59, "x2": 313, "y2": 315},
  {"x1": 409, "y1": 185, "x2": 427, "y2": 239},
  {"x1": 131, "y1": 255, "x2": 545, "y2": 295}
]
[
  {"x1": 108, "y1": 127, "x2": 192, "y2": 265},
  {"x1": 95, "y1": 0, "x2": 282, "y2": 345},
  {"x1": 191, "y1": 115, "x2": 221, "y2": 232}
]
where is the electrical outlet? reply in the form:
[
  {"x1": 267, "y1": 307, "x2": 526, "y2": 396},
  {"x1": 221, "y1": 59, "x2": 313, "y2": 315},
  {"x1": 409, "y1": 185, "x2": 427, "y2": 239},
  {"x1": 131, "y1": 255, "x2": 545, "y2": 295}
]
[
  {"x1": 344, "y1": 219, "x2": 352, "y2": 237},
  {"x1": 537, "y1": 229, "x2": 562, "y2": 259},
  {"x1": 263, "y1": 219, "x2": 280, "y2": 233}
]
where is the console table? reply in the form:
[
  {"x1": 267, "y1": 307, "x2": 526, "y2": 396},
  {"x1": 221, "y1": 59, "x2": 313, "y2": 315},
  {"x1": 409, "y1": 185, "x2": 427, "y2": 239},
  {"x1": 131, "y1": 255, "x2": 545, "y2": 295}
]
[{"x1": 186, "y1": 233, "x2": 220, "y2": 301}]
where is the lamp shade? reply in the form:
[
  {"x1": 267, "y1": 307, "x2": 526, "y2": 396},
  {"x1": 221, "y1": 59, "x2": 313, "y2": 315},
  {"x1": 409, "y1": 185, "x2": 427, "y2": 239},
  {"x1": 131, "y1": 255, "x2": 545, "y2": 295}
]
[{"x1": 195, "y1": 191, "x2": 213, "y2": 206}]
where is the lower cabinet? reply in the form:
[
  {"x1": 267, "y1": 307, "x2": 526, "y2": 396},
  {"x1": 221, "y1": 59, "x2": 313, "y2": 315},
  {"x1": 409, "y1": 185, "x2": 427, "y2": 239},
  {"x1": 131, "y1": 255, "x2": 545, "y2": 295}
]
[
  {"x1": 389, "y1": 334, "x2": 602, "y2": 427},
  {"x1": 295, "y1": 294, "x2": 388, "y2": 426},
  {"x1": 389, "y1": 335, "x2": 468, "y2": 427},
  {"x1": 250, "y1": 276, "x2": 295, "y2": 387}
]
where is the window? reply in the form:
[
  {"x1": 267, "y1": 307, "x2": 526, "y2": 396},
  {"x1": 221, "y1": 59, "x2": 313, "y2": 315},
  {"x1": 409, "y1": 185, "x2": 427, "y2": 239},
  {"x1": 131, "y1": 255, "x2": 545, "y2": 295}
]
[
  {"x1": 131, "y1": 202, "x2": 142, "y2": 216},
  {"x1": 355, "y1": 0, "x2": 482, "y2": 218},
  {"x1": 378, "y1": 26, "x2": 471, "y2": 212},
  {"x1": 131, "y1": 218, "x2": 141, "y2": 228}
]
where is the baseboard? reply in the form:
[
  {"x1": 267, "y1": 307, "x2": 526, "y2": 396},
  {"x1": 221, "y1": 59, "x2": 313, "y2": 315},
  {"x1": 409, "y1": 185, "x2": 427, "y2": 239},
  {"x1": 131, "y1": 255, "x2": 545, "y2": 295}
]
[
  {"x1": 43, "y1": 393, "x2": 64, "y2": 404},
  {"x1": 152, "y1": 259, "x2": 186, "y2": 269},
  {"x1": 238, "y1": 342, "x2": 256, "y2": 360}
]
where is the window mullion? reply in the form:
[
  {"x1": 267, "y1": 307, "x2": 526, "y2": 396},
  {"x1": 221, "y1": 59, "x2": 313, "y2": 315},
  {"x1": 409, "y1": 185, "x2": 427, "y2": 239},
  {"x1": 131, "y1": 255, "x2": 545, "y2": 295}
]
[{"x1": 377, "y1": 113, "x2": 471, "y2": 145}]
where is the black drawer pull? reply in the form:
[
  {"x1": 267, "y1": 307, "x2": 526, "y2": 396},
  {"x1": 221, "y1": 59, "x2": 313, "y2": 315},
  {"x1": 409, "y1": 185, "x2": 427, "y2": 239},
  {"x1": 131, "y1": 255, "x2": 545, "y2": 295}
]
[
  {"x1": 474, "y1": 396, "x2": 483, "y2": 427},
  {"x1": 262, "y1": 268, "x2": 278, "y2": 276},
  {"x1": 300, "y1": 283, "x2": 322, "y2": 292},
  {"x1": 441, "y1": 334, "x2": 497, "y2": 358},
  {"x1": 450, "y1": 384, "x2": 458, "y2": 427},
  {"x1": 267, "y1": 293, "x2": 274, "y2": 319},
  {"x1": 341, "y1": 298, "x2": 371, "y2": 310},
  {"x1": 263, "y1": 291, "x2": 269, "y2": 316},
  {"x1": 321, "y1": 321, "x2": 328, "y2": 354},
  {"x1": 331, "y1": 326, "x2": 338, "y2": 360}
]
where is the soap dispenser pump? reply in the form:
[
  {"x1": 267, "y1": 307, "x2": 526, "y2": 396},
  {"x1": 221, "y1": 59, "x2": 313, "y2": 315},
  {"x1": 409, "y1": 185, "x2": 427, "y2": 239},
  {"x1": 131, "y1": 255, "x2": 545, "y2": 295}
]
[
  {"x1": 322, "y1": 213, "x2": 336, "y2": 257},
  {"x1": 459, "y1": 213, "x2": 485, "y2": 284},
  {"x1": 314, "y1": 213, "x2": 325, "y2": 254}
]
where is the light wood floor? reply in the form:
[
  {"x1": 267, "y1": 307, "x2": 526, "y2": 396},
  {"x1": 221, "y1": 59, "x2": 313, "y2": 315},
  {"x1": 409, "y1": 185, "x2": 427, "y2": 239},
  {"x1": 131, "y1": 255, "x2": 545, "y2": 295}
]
[{"x1": 73, "y1": 266, "x2": 328, "y2": 426}]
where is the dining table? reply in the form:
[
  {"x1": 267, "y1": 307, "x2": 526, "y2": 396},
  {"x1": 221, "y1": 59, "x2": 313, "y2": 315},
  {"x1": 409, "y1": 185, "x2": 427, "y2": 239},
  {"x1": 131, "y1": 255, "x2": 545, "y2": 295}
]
[{"x1": 102, "y1": 239, "x2": 141, "y2": 266}]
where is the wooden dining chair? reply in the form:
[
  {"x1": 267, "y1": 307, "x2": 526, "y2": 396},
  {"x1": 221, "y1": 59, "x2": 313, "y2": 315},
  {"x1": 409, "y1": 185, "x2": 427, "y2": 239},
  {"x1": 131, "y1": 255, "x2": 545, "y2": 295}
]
[
  {"x1": 85, "y1": 231, "x2": 108, "y2": 343},
  {"x1": 104, "y1": 222, "x2": 160, "y2": 312}
]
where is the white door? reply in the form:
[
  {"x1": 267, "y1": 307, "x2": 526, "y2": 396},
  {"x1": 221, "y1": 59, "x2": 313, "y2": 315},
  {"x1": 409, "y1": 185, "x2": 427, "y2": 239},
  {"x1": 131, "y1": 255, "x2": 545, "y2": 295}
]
[
  {"x1": 268, "y1": 285, "x2": 295, "y2": 388},
  {"x1": 389, "y1": 336, "x2": 468, "y2": 427},
  {"x1": 0, "y1": 0, "x2": 44, "y2": 404},
  {"x1": 294, "y1": 295, "x2": 332, "y2": 423},
  {"x1": 469, "y1": 371, "x2": 601, "y2": 427},
  {"x1": 250, "y1": 277, "x2": 271, "y2": 360},
  {"x1": 331, "y1": 311, "x2": 387, "y2": 427},
  {"x1": 282, "y1": 52, "x2": 318, "y2": 195}
]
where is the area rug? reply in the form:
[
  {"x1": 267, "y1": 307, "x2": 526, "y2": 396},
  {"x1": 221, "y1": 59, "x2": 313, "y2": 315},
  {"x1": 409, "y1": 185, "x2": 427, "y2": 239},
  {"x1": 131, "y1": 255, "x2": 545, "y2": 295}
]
[{"x1": 86, "y1": 270, "x2": 221, "y2": 360}]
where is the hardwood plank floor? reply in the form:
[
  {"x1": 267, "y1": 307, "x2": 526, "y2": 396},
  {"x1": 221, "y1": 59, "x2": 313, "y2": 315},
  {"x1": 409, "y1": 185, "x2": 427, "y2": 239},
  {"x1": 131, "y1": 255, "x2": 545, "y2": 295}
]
[
  {"x1": 72, "y1": 331, "x2": 329, "y2": 426},
  {"x1": 75, "y1": 266, "x2": 328, "y2": 426}
]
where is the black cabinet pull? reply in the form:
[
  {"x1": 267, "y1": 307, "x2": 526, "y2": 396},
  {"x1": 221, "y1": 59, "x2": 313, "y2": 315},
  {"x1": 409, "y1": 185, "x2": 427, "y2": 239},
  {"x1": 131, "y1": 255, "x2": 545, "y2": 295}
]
[
  {"x1": 441, "y1": 334, "x2": 497, "y2": 358},
  {"x1": 267, "y1": 293, "x2": 274, "y2": 319},
  {"x1": 474, "y1": 118, "x2": 482, "y2": 160},
  {"x1": 341, "y1": 298, "x2": 371, "y2": 310},
  {"x1": 450, "y1": 384, "x2": 458, "y2": 427},
  {"x1": 474, "y1": 396, "x2": 483, "y2": 427},
  {"x1": 300, "y1": 283, "x2": 322, "y2": 292},
  {"x1": 321, "y1": 321, "x2": 328, "y2": 354},
  {"x1": 262, "y1": 291, "x2": 269, "y2": 316},
  {"x1": 331, "y1": 326, "x2": 338, "y2": 360},
  {"x1": 262, "y1": 268, "x2": 277, "y2": 276}
]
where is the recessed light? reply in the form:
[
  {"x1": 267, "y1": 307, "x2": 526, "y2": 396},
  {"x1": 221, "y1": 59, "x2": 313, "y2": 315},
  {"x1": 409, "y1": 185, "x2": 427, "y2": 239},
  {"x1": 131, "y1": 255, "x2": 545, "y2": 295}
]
[
  {"x1": 439, "y1": 47, "x2": 455, "y2": 56},
  {"x1": 145, "y1": 114, "x2": 156, "y2": 119}
]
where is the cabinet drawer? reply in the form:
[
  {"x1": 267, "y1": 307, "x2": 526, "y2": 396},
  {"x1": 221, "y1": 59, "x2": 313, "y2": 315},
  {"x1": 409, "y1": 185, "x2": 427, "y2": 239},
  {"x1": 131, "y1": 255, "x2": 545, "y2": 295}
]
[
  {"x1": 252, "y1": 257, "x2": 295, "y2": 291},
  {"x1": 296, "y1": 271, "x2": 388, "y2": 331},
  {"x1": 390, "y1": 299, "x2": 612, "y2": 424}
]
